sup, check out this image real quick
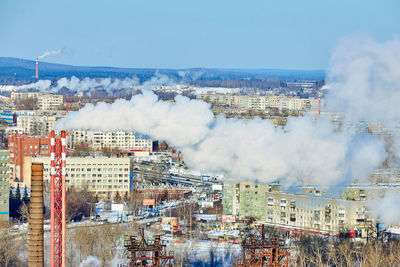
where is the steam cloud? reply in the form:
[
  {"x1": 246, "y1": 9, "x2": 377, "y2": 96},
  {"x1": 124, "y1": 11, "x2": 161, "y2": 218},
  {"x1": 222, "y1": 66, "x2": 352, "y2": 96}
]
[
  {"x1": 38, "y1": 49, "x2": 62, "y2": 59},
  {"x1": 54, "y1": 36, "x2": 399, "y2": 223},
  {"x1": 79, "y1": 256, "x2": 101, "y2": 267},
  {"x1": 14, "y1": 80, "x2": 51, "y2": 91},
  {"x1": 53, "y1": 76, "x2": 139, "y2": 93},
  {"x1": 370, "y1": 191, "x2": 400, "y2": 225},
  {"x1": 13, "y1": 72, "x2": 175, "y2": 95},
  {"x1": 325, "y1": 36, "x2": 400, "y2": 127},
  {"x1": 55, "y1": 90, "x2": 385, "y2": 187}
]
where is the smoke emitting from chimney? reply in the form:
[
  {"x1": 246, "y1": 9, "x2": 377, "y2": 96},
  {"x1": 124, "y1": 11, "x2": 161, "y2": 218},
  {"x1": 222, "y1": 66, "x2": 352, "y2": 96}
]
[{"x1": 35, "y1": 49, "x2": 62, "y2": 79}]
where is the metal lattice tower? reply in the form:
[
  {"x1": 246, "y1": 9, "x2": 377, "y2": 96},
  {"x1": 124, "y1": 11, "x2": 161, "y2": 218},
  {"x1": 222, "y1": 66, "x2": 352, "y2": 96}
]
[{"x1": 50, "y1": 130, "x2": 66, "y2": 267}]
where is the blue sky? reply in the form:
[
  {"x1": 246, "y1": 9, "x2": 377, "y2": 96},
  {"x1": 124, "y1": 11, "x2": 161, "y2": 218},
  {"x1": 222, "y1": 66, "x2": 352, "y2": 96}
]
[{"x1": 0, "y1": 0, "x2": 399, "y2": 70}]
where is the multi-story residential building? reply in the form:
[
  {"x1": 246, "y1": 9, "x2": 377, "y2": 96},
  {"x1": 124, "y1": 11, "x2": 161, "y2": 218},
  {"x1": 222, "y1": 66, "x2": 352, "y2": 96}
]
[
  {"x1": 0, "y1": 150, "x2": 10, "y2": 227},
  {"x1": 368, "y1": 168, "x2": 400, "y2": 183},
  {"x1": 343, "y1": 183, "x2": 400, "y2": 201},
  {"x1": 69, "y1": 130, "x2": 152, "y2": 151},
  {"x1": 24, "y1": 156, "x2": 131, "y2": 196},
  {"x1": 8, "y1": 133, "x2": 53, "y2": 182},
  {"x1": 223, "y1": 181, "x2": 279, "y2": 219},
  {"x1": 196, "y1": 93, "x2": 317, "y2": 111},
  {"x1": 37, "y1": 93, "x2": 63, "y2": 110},
  {"x1": 223, "y1": 181, "x2": 372, "y2": 235},
  {"x1": 11, "y1": 92, "x2": 40, "y2": 101},
  {"x1": 17, "y1": 114, "x2": 62, "y2": 136}
]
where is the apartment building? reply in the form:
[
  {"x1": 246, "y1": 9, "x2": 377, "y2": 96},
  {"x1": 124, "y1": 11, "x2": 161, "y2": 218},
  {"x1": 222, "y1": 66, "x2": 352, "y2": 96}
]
[
  {"x1": 8, "y1": 133, "x2": 53, "y2": 182},
  {"x1": 0, "y1": 150, "x2": 9, "y2": 226},
  {"x1": 16, "y1": 114, "x2": 62, "y2": 136},
  {"x1": 223, "y1": 181, "x2": 372, "y2": 235},
  {"x1": 25, "y1": 156, "x2": 131, "y2": 196},
  {"x1": 223, "y1": 181, "x2": 280, "y2": 219},
  {"x1": 343, "y1": 183, "x2": 400, "y2": 201},
  {"x1": 37, "y1": 93, "x2": 63, "y2": 110},
  {"x1": 196, "y1": 93, "x2": 316, "y2": 111},
  {"x1": 11, "y1": 92, "x2": 40, "y2": 101},
  {"x1": 69, "y1": 130, "x2": 152, "y2": 151}
]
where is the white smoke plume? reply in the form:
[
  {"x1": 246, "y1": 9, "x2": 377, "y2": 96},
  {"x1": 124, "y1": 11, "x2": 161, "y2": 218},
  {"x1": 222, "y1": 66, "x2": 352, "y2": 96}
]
[
  {"x1": 53, "y1": 76, "x2": 139, "y2": 93},
  {"x1": 323, "y1": 36, "x2": 400, "y2": 223},
  {"x1": 38, "y1": 49, "x2": 62, "y2": 59},
  {"x1": 54, "y1": 36, "x2": 400, "y2": 226},
  {"x1": 178, "y1": 70, "x2": 204, "y2": 81},
  {"x1": 12, "y1": 70, "x2": 199, "y2": 95},
  {"x1": 55, "y1": 90, "x2": 385, "y2": 187},
  {"x1": 370, "y1": 191, "x2": 400, "y2": 225},
  {"x1": 325, "y1": 35, "x2": 400, "y2": 127},
  {"x1": 79, "y1": 256, "x2": 101, "y2": 267},
  {"x1": 12, "y1": 73, "x2": 174, "y2": 95},
  {"x1": 14, "y1": 79, "x2": 51, "y2": 91},
  {"x1": 135, "y1": 71, "x2": 178, "y2": 91}
]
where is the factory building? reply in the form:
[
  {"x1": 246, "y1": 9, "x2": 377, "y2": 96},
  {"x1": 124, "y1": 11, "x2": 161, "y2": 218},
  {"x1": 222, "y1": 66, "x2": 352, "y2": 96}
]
[
  {"x1": 25, "y1": 156, "x2": 131, "y2": 196},
  {"x1": 223, "y1": 181, "x2": 373, "y2": 236},
  {"x1": 0, "y1": 150, "x2": 9, "y2": 227},
  {"x1": 68, "y1": 130, "x2": 152, "y2": 151},
  {"x1": 8, "y1": 133, "x2": 53, "y2": 183}
]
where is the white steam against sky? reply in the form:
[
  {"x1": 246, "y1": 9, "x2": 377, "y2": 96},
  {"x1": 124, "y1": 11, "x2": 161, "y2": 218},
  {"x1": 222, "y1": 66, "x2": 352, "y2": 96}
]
[
  {"x1": 54, "y1": 36, "x2": 400, "y2": 223},
  {"x1": 38, "y1": 49, "x2": 62, "y2": 60},
  {"x1": 325, "y1": 36, "x2": 400, "y2": 126},
  {"x1": 13, "y1": 72, "x2": 175, "y2": 95}
]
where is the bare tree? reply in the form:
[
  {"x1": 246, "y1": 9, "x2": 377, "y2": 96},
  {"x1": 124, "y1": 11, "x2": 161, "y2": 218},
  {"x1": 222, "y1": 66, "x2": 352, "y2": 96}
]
[{"x1": 0, "y1": 230, "x2": 23, "y2": 266}]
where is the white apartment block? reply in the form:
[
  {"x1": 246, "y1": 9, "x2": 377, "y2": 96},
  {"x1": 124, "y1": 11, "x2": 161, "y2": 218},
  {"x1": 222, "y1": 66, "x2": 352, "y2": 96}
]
[
  {"x1": 17, "y1": 115, "x2": 61, "y2": 136},
  {"x1": 196, "y1": 93, "x2": 315, "y2": 111},
  {"x1": 25, "y1": 156, "x2": 131, "y2": 196},
  {"x1": 223, "y1": 181, "x2": 373, "y2": 236},
  {"x1": 11, "y1": 92, "x2": 40, "y2": 101},
  {"x1": 264, "y1": 191, "x2": 369, "y2": 234},
  {"x1": 37, "y1": 94, "x2": 63, "y2": 110},
  {"x1": 69, "y1": 130, "x2": 153, "y2": 151}
]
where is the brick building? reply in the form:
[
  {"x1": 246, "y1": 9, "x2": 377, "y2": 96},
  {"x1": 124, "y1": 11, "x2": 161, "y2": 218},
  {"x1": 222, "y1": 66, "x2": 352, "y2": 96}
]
[{"x1": 8, "y1": 133, "x2": 54, "y2": 182}]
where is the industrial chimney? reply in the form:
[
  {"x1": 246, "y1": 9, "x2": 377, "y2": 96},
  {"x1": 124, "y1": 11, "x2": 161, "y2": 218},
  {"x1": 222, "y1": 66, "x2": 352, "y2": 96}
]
[
  {"x1": 29, "y1": 163, "x2": 44, "y2": 267},
  {"x1": 35, "y1": 58, "x2": 39, "y2": 79}
]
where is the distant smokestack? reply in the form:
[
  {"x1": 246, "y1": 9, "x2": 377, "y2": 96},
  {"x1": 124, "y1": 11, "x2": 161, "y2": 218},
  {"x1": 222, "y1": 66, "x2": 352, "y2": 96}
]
[{"x1": 35, "y1": 58, "x2": 39, "y2": 79}]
